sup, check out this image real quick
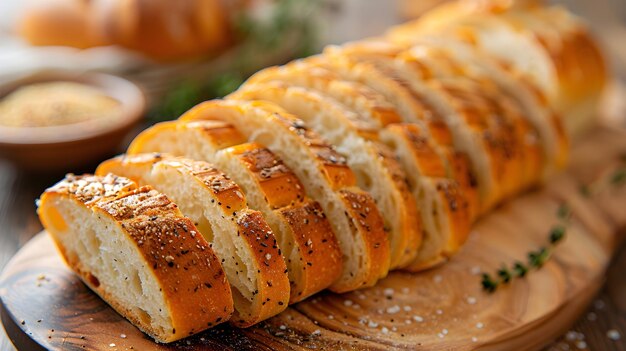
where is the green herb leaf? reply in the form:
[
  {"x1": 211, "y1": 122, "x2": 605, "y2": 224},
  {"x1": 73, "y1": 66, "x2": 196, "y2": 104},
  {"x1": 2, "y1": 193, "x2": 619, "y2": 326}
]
[
  {"x1": 481, "y1": 273, "x2": 498, "y2": 293},
  {"x1": 549, "y1": 225, "x2": 566, "y2": 244},
  {"x1": 497, "y1": 266, "x2": 512, "y2": 284},
  {"x1": 513, "y1": 261, "x2": 528, "y2": 277}
]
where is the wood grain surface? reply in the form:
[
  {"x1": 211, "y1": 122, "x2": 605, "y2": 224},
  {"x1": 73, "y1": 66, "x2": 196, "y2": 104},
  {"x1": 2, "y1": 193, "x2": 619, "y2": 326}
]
[{"x1": 1, "y1": 126, "x2": 625, "y2": 350}]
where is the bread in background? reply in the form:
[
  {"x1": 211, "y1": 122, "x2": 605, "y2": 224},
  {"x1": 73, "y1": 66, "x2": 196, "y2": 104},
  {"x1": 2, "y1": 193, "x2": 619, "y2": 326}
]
[{"x1": 17, "y1": 0, "x2": 238, "y2": 61}]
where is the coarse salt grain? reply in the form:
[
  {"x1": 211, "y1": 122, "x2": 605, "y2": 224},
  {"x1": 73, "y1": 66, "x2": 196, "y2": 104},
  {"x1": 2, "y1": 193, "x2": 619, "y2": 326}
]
[
  {"x1": 413, "y1": 315, "x2": 424, "y2": 322},
  {"x1": 467, "y1": 296, "x2": 477, "y2": 305},
  {"x1": 433, "y1": 275, "x2": 443, "y2": 283},
  {"x1": 471, "y1": 266, "x2": 481, "y2": 275},
  {"x1": 436, "y1": 309, "x2": 443, "y2": 315},
  {"x1": 344, "y1": 299, "x2": 353, "y2": 307},
  {"x1": 265, "y1": 253, "x2": 272, "y2": 260},
  {"x1": 120, "y1": 334, "x2": 126, "y2": 339},
  {"x1": 472, "y1": 337, "x2": 478, "y2": 342},
  {"x1": 383, "y1": 288, "x2": 394, "y2": 296},
  {"x1": 575, "y1": 340, "x2": 587, "y2": 349},
  {"x1": 381, "y1": 327, "x2": 389, "y2": 334},
  {"x1": 312, "y1": 329, "x2": 321, "y2": 336},
  {"x1": 109, "y1": 344, "x2": 116, "y2": 347},
  {"x1": 386, "y1": 305, "x2": 401, "y2": 314},
  {"x1": 607, "y1": 329, "x2": 621, "y2": 341},
  {"x1": 476, "y1": 322, "x2": 484, "y2": 329},
  {"x1": 403, "y1": 306, "x2": 412, "y2": 312},
  {"x1": 442, "y1": 329, "x2": 448, "y2": 335},
  {"x1": 401, "y1": 287, "x2": 409, "y2": 294},
  {"x1": 279, "y1": 325, "x2": 286, "y2": 330},
  {"x1": 368, "y1": 320, "x2": 378, "y2": 328}
]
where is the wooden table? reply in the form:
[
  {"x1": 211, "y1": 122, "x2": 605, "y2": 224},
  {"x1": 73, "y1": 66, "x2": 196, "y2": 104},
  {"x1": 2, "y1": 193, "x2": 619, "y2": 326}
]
[{"x1": 0, "y1": 157, "x2": 624, "y2": 351}]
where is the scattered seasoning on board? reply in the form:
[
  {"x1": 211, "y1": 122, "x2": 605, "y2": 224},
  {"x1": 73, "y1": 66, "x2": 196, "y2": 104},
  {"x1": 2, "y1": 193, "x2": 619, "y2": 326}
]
[{"x1": 482, "y1": 156, "x2": 626, "y2": 293}]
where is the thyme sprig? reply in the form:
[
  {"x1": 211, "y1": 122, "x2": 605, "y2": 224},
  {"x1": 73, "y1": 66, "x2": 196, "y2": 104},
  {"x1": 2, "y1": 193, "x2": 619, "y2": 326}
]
[
  {"x1": 481, "y1": 203, "x2": 570, "y2": 293},
  {"x1": 579, "y1": 154, "x2": 626, "y2": 197},
  {"x1": 482, "y1": 156, "x2": 626, "y2": 293}
]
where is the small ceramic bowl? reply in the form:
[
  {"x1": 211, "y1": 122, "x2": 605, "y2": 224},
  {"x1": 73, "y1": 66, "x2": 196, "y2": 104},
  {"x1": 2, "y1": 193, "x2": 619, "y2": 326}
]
[{"x1": 0, "y1": 72, "x2": 145, "y2": 172}]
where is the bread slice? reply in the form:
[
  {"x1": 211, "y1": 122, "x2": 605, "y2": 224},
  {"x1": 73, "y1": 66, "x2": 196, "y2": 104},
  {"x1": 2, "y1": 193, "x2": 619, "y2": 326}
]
[
  {"x1": 180, "y1": 99, "x2": 390, "y2": 292},
  {"x1": 97, "y1": 155, "x2": 290, "y2": 327},
  {"x1": 381, "y1": 124, "x2": 471, "y2": 270},
  {"x1": 307, "y1": 53, "x2": 480, "y2": 218},
  {"x1": 37, "y1": 174, "x2": 233, "y2": 343},
  {"x1": 126, "y1": 120, "x2": 343, "y2": 302},
  {"x1": 230, "y1": 82, "x2": 421, "y2": 269}
]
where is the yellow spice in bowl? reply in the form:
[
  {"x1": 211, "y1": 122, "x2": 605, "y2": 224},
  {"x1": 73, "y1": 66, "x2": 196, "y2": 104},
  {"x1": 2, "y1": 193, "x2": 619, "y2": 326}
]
[{"x1": 0, "y1": 82, "x2": 121, "y2": 127}]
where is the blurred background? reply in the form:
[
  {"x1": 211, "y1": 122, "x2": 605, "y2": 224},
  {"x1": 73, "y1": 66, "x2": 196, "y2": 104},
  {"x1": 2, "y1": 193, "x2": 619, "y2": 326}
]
[
  {"x1": 0, "y1": 0, "x2": 624, "y2": 173},
  {"x1": 0, "y1": 1, "x2": 625, "y2": 351}
]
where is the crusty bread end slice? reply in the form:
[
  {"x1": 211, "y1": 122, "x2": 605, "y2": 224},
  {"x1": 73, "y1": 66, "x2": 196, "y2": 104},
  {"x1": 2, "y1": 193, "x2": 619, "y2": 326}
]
[{"x1": 38, "y1": 174, "x2": 233, "y2": 343}]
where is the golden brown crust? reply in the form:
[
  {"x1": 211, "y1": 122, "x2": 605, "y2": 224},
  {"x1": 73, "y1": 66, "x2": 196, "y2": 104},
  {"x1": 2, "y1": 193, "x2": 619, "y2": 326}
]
[
  {"x1": 276, "y1": 201, "x2": 342, "y2": 301},
  {"x1": 128, "y1": 119, "x2": 246, "y2": 156},
  {"x1": 39, "y1": 175, "x2": 233, "y2": 343},
  {"x1": 230, "y1": 210, "x2": 290, "y2": 327},
  {"x1": 227, "y1": 143, "x2": 306, "y2": 209},
  {"x1": 337, "y1": 188, "x2": 389, "y2": 290},
  {"x1": 246, "y1": 63, "x2": 403, "y2": 127},
  {"x1": 385, "y1": 124, "x2": 447, "y2": 178}
]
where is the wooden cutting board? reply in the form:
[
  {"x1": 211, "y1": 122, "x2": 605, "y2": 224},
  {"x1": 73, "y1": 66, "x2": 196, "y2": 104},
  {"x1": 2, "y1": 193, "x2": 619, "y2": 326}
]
[{"x1": 1, "y1": 126, "x2": 625, "y2": 351}]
